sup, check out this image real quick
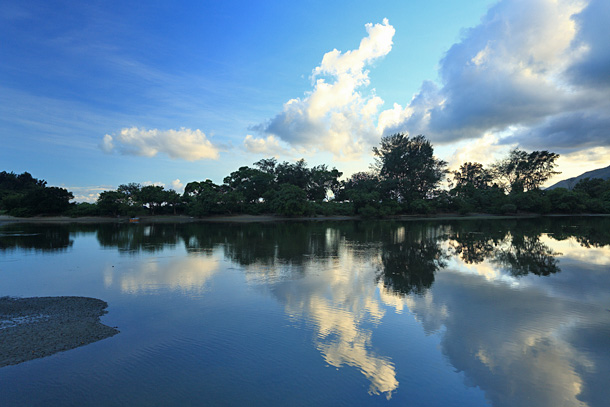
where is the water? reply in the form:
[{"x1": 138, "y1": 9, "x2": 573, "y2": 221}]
[{"x1": 1, "y1": 217, "x2": 609, "y2": 406}]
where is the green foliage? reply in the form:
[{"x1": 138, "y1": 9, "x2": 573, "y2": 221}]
[
  {"x1": 66, "y1": 202, "x2": 100, "y2": 217},
  {"x1": 138, "y1": 185, "x2": 166, "y2": 215},
  {"x1": 409, "y1": 199, "x2": 434, "y2": 215},
  {"x1": 307, "y1": 165, "x2": 342, "y2": 202},
  {"x1": 500, "y1": 204, "x2": 517, "y2": 214},
  {"x1": 0, "y1": 171, "x2": 73, "y2": 216},
  {"x1": 97, "y1": 190, "x2": 128, "y2": 216},
  {"x1": 358, "y1": 204, "x2": 379, "y2": 218},
  {"x1": 184, "y1": 180, "x2": 222, "y2": 216},
  {"x1": 452, "y1": 162, "x2": 492, "y2": 192},
  {"x1": 510, "y1": 190, "x2": 551, "y2": 214},
  {"x1": 373, "y1": 133, "x2": 447, "y2": 201},
  {"x1": 492, "y1": 149, "x2": 560, "y2": 193},
  {"x1": 5, "y1": 141, "x2": 607, "y2": 218},
  {"x1": 223, "y1": 166, "x2": 274, "y2": 204},
  {"x1": 546, "y1": 188, "x2": 587, "y2": 213},
  {"x1": 265, "y1": 184, "x2": 309, "y2": 216}
]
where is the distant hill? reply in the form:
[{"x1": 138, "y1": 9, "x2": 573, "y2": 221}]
[{"x1": 546, "y1": 165, "x2": 610, "y2": 190}]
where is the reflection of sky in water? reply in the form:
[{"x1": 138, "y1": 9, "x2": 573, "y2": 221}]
[
  {"x1": 96, "y1": 224, "x2": 610, "y2": 404},
  {"x1": 417, "y1": 233, "x2": 610, "y2": 407},
  {"x1": 103, "y1": 252, "x2": 221, "y2": 294},
  {"x1": 2, "y1": 220, "x2": 608, "y2": 406},
  {"x1": 247, "y1": 244, "x2": 399, "y2": 397}
]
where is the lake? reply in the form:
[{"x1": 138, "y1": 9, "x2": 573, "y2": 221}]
[{"x1": 1, "y1": 217, "x2": 609, "y2": 406}]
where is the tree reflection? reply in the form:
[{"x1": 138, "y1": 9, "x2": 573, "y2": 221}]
[
  {"x1": 446, "y1": 219, "x2": 562, "y2": 277},
  {"x1": 181, "y1": 222, "x2": 344, "y2": 268},
  {"x1": 494, "y1": 234, "x2": 560, "y2": 276},
  {"x1": 545, "y1": 216, "x2": 610, "y2": 248},
  {"x1": 376, "y1": 224, "x2": 447, "y2": 296},
  {"x1": 0, "y1": 224, "x2": 73, "y2": 252},
  {"x1": 95, "y1": 224, "x2": 181, "y2": 253}
]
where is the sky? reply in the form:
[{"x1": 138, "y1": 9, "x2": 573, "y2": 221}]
[{"x1": 1, "y1": 0, "x2": 609, "y2": 202}]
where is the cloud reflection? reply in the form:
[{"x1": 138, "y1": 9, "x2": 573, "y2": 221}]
[
  {"x1": 404, "y1": 256, "x2": 609, "y2": 407},
  {"x1": 250, "y1": 244, "x2": 399, "y2": 397},
  {"x1": 104, "y1": 254, "x2": 220, "y2": 294}
]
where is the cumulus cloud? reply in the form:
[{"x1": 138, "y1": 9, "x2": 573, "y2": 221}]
[
  {"x1": 567, "y1": 0, "x2": 610, "y2": 88},
  {"x1": 171, "y1": 179, "x2": 184, "y2": 193},
  {"x1": 67, "y1": 185, "x2": 114, "y2": 203},
  {"x1": 502, "y1": 108, "x2": 610, "y2": 151},
  {"x1": 378, "y1": 0, "x2": 610, "y2": 155},
  {"x1": 445, "y1": 133, "x2": 511, "y2": 170},
  {"x1": 101, "y1": 127, "x2": 220, "y2": 160},
  {"x1": 250, "y1": 19, "x2": 395, "y2": 159},
  {"x1": 243, "y1": 134, "x2": 288, "y2": 156},
  {"x1": 246, "y1": 1, "x2": 608, "y2": 165}
]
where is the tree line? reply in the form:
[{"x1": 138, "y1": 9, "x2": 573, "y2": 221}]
[{"x1": 2, "y1": 133, "x2": 610, "y2": 217}]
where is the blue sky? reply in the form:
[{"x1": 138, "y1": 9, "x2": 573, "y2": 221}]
[{"x1": 1, "y1": 0, "x2": 609, "y2": 201}]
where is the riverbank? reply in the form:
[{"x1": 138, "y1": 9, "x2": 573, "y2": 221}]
[
  {"x1": 0, "y1": 296, "x2": 119, "y2": 367},
  {"x1": 1, "y1": 213, "x2": 608, "y2": 225}
]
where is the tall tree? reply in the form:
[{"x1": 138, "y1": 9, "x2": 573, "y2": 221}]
[
  {"x1": 138, "y1": 185, "x2": 166, "y2": 215},
  {"x1": 275, "y1": 159, "x2": 310, "y2": 190},
  {"x1": 452, "y1": 162, "x2": 492, "y2": 191},
  {"x1": 492, "y1": 149, "x2": 560, "y2": 193},
  {"x1": 307, "y1": 164, "x2": 342, "y2": 202},
  {"x1": 372, "y1": 133, "x2": 447, "y2": 201},
  {"x1": 223, "y1": 166, "x2": 273, "y2": 204}
]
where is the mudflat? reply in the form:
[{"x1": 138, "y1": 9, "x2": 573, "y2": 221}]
[{"x1": 0, "y1": 296, "x2": 119, "y2": 367}]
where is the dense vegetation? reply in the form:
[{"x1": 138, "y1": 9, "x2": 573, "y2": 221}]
[
  {"x1": 0, "y1": 171, "x2": 73, "y2": 216},
  {"x1": 1, "y1": 133, "x2": 610, "y2": 217}
]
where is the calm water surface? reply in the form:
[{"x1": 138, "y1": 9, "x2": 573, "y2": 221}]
[{"x1": 1, "y1": 217, "x2": 609, "y2": 406}]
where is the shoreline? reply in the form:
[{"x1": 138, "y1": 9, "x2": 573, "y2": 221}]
[
  {"x1": 0, "y1": 296, "x2": 119, "y2": 368},
  {"x1": 1, "y1": 213, "x2": 608, "y2": 225}
]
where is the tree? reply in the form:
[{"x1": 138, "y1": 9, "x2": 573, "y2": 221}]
[
  {"x1": 164, "y1": 190, "x2": 183, "y2": 215},
  {"x1": 0, "y1": 171, "x2": 73, "y2": 216},
  {"x1": 253, "y1": 157, "x2": 278, "y2": 175},
  {"x1": 275, "y1": 159, "x2": 310, "y2": 190},
  {"x1": 492, "y1": 149, "x2": 560, "y2": 193},
  {"x1": 184, "y1": 180, "x2": 222, "y2": 216},
  {"x1": 223, "y1": 166, "x2": 274, "y2": 204},
  {"x1": 307, "y1": 165, "x2": 342, "y2": 202},
  {"x1": 372, "y1": 133, "x2": 447, "y2": 202},
  {"x1": 117, "y1": 183, "x2": 141, "y2": 207},
  {"x1": 265, "y1": 184, "x2": 309, "y2": 216},
  {"x1": 336, "y1": 172, "x2": 380, "y2": 214},
  {"x1": 138, "y1": 185, "x2": 166, "y2": 215},
  {"x1": 97, "y1": 190, "x2": 127, "y2": 216},
  {"x1": 452, "y1": 162, "x2": 492, "y2": 192}
]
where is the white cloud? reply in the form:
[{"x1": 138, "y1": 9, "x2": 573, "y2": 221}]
[
  {"x1": 243, "y1": 134, "x2": 287, "y2": 156},
  {"x1": 445, "y1": 133, "x2": 513, "y2": 171},
  {"x1": 375, "y1": 0, "x2": 610, "y2": 165},
  {"x1": 379, "y1": 0, "x2": 589, "y2": 141},
  {"x1": 253, "y1": 19, "x2": 395, "y2": 160},
  {"x1": 67, "y1": 185, "x2": 115, "y2": 203},
  {"x1": 171, "y1": 179, "x2": 184, "y2": 193},
  {"x1": 101, "y1": 127, "x2": 220, "y2": 160}
]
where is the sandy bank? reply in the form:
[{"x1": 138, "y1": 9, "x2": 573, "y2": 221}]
[{"x1": 0, "y1": 296, "x2": 119, "y2": 368}]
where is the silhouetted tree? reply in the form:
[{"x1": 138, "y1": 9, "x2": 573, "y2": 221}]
[{"x1": 373, "y1": 133, "x2": 447, "y2": 202}]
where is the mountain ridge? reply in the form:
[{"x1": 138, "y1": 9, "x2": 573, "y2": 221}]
[{"x1": 546, "y1": 165, "x2": 610, "y2": 190}]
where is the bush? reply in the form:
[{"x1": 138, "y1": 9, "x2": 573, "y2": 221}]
[
  {"x1": 511, "y1": 191, "x2": 551, "y2": 213},
  {"x1": 409, "y1": 199, "x2": 433, "y2": 215},
  {"x1": 358, "y1": 204, "x2": 379, "y2": 218},
  {"x1": 500, "y1": 203, "x2": 517, "y2": 214},
  {"x1": 267, "y1": 184, "x2": 308, "y2": 216},
  {"x1": 66, "y1": 202, "x2": 100, "y2": 217}
]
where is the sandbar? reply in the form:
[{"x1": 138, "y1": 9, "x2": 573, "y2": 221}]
[{"x1": 0, "y1": 296, "x2": 119, "y2": 367}]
